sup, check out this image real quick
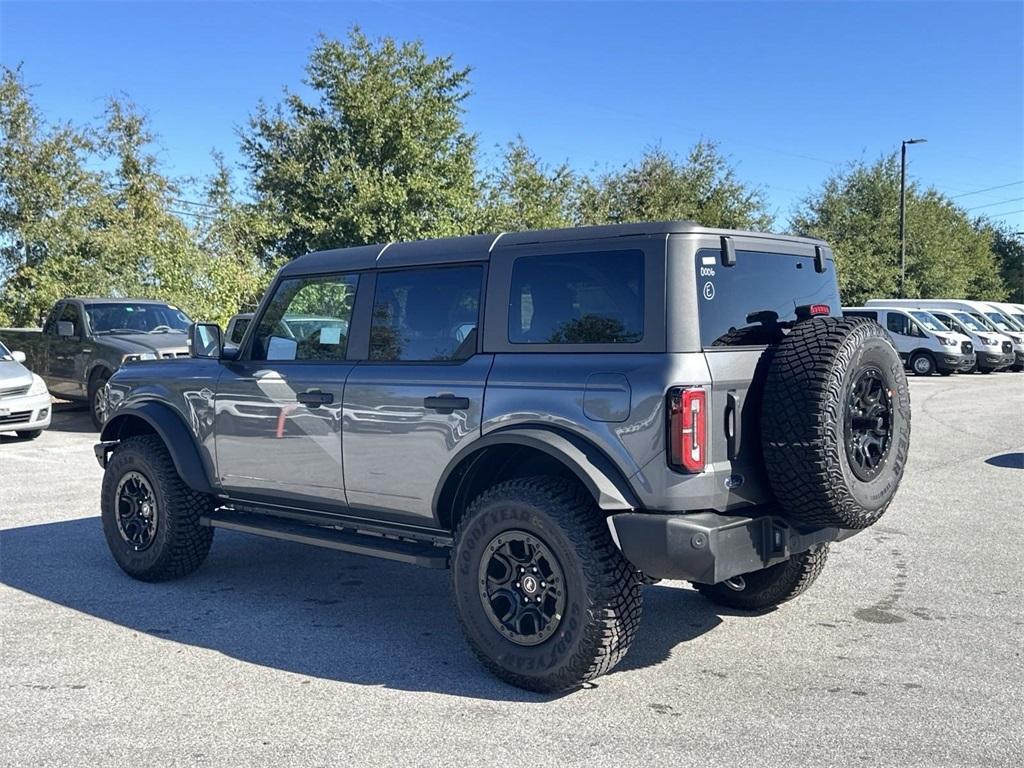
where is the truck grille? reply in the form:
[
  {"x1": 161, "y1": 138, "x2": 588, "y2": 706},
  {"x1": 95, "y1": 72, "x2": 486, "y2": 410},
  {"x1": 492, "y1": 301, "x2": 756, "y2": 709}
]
[
  {"x1": 0, "y1": 410, "x2": 31, "y2": 426},
  {"x1": 160, "y1": 352, "x2": 190, "y2": 359},
  {"x1": 1002, "y1": 341, "x2": 1012, "y2": 354},
  {"x1": 0, "y1": 384, "x2": 30, "y2": 398},
  {"x1": 961, "y1": 341, "x2": 973, "y2": 355}
]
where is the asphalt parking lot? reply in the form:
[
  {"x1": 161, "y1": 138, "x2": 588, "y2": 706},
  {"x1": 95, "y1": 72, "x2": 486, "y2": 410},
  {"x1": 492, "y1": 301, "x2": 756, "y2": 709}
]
[{"x1": 1, "y1": 375, "x2": 1022, "y2": 768}]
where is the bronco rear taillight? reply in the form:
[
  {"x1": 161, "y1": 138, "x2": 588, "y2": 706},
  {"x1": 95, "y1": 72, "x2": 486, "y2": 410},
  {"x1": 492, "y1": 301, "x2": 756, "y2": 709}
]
[{"x1": 668, "y1": 387, "x2": 707, "y2": 473}]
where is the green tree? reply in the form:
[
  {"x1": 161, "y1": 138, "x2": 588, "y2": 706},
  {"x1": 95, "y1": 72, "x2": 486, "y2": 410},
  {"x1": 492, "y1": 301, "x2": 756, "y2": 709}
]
[
  {"x1": 985, "y1": 223, "x2": 1023, "y2": 303},
  {"x1": 791, "y1": 155, "x2": 1006, "y2": 305},
  {"x1": 240, "y1": 28, "x2": 478, "y2": 259},
  {"x1": 478, "y1": 137, "x2": 576, "y2": 231},
  {"x1": 577, "y1": 142, "x2": 773, "y2": 230},
  {"x1": 0, "y1": 66, "x2": 270, "y2": 328}
]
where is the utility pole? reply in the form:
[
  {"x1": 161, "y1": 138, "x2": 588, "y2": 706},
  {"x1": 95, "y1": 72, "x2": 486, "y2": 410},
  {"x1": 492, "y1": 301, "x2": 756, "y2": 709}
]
[{"x1": 899, "y1": 138, "x2": 927, "y2": 298}]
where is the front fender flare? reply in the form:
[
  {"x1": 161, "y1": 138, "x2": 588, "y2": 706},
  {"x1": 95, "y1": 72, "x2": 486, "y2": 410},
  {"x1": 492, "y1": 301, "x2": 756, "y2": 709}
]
[
  {"x1": 434, "y1": 426, "x2": 640, "y2": 516},
  {"x1": 99, "y1": 401, "x2": 215, "y2": 495}
]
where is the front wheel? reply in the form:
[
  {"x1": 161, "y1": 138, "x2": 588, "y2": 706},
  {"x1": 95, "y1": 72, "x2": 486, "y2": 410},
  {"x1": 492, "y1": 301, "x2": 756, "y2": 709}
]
[
  {"x1": 693, "y1": 544, "x2": 830, "y2": 611},
  {"x1": 101, "y1": 435, "x2": 215, "y2": 581},
  {"x1": 451, "y1": 477, "x2": 642, "y2": 693},
  {"x1": 88, "y1": 370, "x2": 111, "y2": 430},
  {"x1": 910, "y1": 352, "x2": 936, "y2": 376}
]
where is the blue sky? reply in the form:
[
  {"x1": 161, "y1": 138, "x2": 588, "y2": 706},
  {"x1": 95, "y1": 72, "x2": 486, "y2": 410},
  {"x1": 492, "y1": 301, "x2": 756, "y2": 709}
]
[{"x1": 2, "y1": 0, "x2": 1022, "y2": 230}]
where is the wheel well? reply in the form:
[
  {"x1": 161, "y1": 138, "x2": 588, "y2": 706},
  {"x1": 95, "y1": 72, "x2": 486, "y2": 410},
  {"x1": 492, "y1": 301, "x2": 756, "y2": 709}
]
[
  {"x1": 436, "y1": 444, "x2": 585, "y2": 532},
  {"x1": 103, "y1": 413, "x2": 157, "y2": 441},
  {"x1": 88, "y1": 365, "x2": 112, "y2": 389}
]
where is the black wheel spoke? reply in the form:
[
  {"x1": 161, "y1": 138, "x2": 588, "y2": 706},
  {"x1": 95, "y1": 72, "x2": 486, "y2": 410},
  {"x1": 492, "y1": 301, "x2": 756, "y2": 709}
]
[
  {"x1": 478, "y1": 530, "x2": 566, "y2": 647},
  {"x1": 114, "y1": 471, "x2": 158, "y2": 551},
  {"x1": 844, "y1": 367, "x2": 894, "y2": 481}
]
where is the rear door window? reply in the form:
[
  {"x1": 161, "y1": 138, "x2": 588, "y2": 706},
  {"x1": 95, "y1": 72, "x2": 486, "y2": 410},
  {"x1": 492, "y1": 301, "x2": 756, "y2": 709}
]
[
  {"x1": 508, "y1": 250, "x2": 644, "y2": 344},
  {"x1": 696, "y1": 249, "x2": 840, "y2": 347},
  {"x1": 369, "y1": 265, "x2": 483, "y2": 362}
]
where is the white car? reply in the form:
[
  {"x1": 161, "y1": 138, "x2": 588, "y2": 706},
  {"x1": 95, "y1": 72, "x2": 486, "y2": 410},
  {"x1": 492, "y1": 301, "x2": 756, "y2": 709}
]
[{"x1": 0, "y1": 340, "x2": 52, "y2": 439}]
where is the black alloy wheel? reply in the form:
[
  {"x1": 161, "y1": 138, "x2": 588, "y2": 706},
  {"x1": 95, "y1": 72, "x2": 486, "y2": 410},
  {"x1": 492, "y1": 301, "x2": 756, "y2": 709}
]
[
  {"x1": 477, "y1": 530, "x2": 567, "y2": 646},
  {"x1": 115, "y1": 470, "x2": 159, "y2": 551},
  {"x1": 844, "y1": 367, "x2": 893, "y2": 482}
]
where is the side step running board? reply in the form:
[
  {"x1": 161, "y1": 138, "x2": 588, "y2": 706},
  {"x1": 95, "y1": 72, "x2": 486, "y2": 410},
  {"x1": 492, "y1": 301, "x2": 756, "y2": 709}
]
[{"x1": 200, "y1": 510, "x2": 450, "y2": 569}]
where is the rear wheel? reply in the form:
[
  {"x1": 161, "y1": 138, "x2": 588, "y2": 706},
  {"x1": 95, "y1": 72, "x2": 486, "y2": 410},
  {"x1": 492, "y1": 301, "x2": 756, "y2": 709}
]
[
  {"x1": 451, "y1": 476, "x2": 642, "y2": 693},
  {"x1": 101, "y1": 435, "x2": 214, "y2": 581},
  {"x1": 694, "y1": 544, "x2": 829, "y2": 611},
  {"x1": 910, "y1": 352, "x2": 936, "y2": 376}
]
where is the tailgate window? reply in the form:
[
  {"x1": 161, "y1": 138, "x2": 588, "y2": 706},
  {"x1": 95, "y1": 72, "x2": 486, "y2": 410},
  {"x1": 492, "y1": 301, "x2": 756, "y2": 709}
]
[{"x1": 696, "y1": 248, "x2": 840, "y2": 347}]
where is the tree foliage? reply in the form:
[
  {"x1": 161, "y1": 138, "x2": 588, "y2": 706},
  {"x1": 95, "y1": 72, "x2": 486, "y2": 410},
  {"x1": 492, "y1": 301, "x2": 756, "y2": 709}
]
[
  {"x1": 577, "y1": 142, "x2": 773, "y2": 230},
  {"x1": 791, "y1": 155, "x2": 1006, "y2": 305},
  {"x1": 0, "y1": 67, "x2": 270, "y2": 327},
  {"x1": 240, "y1": 27, "x2": 478, "y2": 259},
  {"x1": 478, "y1": 137, "x2": 577, "y2": 231}
]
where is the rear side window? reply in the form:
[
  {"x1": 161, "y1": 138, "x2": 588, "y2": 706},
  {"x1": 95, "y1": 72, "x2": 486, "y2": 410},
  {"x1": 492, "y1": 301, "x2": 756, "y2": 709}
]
[
  {"x1": 369, "y1": 265, "x2": 483, "y2": 362},
  {"x1": 509, "y1": 250, "x2": 644, "y2": 344},
  {"x1": 696, "y1": 249, "x2": 840, "y2": 347}
]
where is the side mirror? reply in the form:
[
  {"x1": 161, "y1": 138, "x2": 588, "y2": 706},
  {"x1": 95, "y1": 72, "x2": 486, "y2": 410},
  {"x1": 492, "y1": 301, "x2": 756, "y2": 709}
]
[
  {"x1": 189, "y1": 323, "x2": 222, "y2": 359},
  {"x1": 12, "y1": 350, "x2": 27, "y2": 363},
  {"x1": 57, "y1": 321, "x2": 75, "y2": 337}
]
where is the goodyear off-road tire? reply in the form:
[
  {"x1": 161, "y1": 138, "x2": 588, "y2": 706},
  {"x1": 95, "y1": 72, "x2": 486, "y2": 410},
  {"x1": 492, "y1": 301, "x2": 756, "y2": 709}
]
[
  {"x1": 693, "y1": 544, "x2": 830, "y2": 611},
  {"x1": 451, "y1": 476, "x2": 642, "y2": 693},
  {"x1": 101, "y1": 435, "x2": 214, "y2": 582},
  {"x1": 761, "y1": 317, "x2": 910, "y2": 529}
]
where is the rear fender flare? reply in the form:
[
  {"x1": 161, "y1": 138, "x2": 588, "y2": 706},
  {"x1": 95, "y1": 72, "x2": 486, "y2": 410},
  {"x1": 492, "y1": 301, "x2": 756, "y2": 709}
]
[{"x1": 433, "y1": 426, "x2": 639, "y2": 521}]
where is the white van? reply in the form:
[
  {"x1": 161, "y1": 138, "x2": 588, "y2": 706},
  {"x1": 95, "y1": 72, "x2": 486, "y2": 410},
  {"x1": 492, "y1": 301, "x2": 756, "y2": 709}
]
[
  {"x1": 843, "y1": 306, "x2": 975, "y2": 376},
  {"x1": 865, "y1": 299, "x2": 1020, "y2": 372},
  {"x1": 977, "y1": 302, "x2": 1024, "y2": 371}
]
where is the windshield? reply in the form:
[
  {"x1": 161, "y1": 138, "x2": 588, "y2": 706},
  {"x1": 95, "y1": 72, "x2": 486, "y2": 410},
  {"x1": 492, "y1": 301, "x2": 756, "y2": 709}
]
[
  {"x1": 910, "y1": 311, "x2": 949, "y2": 332},
  {"x1": 85, "y1": 303, "x2": 193, "y2": 334},
  {"x1": 986, "y1": 311, "x2": 1022, "y2": 332},
  {"x1": 1012, "y1": 313, "x2": 1024, "y2": 327},
  {"x1": 952, "y1": 312, "x2": 987, "y2": 332},
  {"x1": 0, "y1": 340, "x2": 12, "y2": 360},
  {"x1": 970, "y1": 312, "x2": 1002, "y2": 333}
]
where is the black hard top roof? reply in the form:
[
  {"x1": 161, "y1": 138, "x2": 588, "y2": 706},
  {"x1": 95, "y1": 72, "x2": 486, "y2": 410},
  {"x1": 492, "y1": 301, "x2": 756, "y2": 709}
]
[{"x1": 279, "y1": 221, "x2": 827, "y2": 277}]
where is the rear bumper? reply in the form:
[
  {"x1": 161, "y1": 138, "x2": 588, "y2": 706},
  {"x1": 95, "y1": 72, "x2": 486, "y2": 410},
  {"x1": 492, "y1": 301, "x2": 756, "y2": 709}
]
[{"x1": 607, "y1": 511, "x2": 858, "y2": 584}]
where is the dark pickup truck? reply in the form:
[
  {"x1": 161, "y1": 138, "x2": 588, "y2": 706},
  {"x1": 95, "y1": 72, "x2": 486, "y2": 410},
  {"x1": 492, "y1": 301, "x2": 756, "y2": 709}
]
[{"x1": 0, "y1": 297, "x2": 193, "y2": 428}]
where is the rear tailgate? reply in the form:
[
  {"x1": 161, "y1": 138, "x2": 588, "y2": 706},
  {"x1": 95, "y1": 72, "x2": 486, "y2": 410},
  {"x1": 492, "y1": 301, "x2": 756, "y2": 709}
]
[{"x1": 693, "y1": 239, "x2": 841, "y2": 510}]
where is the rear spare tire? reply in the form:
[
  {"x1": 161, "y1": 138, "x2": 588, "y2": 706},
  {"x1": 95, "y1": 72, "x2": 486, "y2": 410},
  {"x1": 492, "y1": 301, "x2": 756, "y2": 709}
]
[{"x1": 761, "y1": 317, "x2": 910, "y2": 530}]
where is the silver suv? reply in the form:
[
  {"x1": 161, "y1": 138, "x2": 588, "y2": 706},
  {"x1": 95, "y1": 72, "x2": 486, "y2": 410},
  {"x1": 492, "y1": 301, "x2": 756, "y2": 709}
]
[{"x1": 95, "y1": 221, "x2": 911, "y2": 692}]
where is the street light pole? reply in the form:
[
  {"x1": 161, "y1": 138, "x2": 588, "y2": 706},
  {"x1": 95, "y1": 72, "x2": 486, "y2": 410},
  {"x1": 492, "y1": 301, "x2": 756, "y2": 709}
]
[{"x1": 899, "y1": 138, "x2": 927, "y2": 298}]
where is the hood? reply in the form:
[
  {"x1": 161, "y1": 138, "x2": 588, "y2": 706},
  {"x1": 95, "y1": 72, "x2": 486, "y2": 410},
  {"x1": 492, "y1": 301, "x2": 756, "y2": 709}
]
[
  {"x1": 0, "y1": 359, "x2": 34, "y2": 391},
  {"x1": 100, "y1": 332, "x2": 190, "y2": 356}
]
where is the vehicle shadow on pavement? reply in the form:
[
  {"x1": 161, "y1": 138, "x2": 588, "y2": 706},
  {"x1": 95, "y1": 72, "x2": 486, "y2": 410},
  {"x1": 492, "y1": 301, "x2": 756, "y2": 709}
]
[
  {"x1": 43, "y1": 401, "x2": 96, "y2": 434},
  {"x1": 1, "y1": 517, "x2": 725, "y2": 700}
]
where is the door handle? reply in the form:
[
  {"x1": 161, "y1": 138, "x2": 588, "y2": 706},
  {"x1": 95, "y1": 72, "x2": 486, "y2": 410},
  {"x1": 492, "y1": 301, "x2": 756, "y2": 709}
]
[
  {"x1": 297, "y1": 389, "x2": 334, "y2": 408},
  {"x1": 726, "y1": 391, "x2": 742, "y2": 459},
  {"x1": 424, "y1": 394, "x2": 470, "y2": 414}
]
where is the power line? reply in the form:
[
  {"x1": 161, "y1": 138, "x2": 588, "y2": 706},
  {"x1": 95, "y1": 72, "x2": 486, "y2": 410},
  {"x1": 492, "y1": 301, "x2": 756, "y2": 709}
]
[
  {"x1": 950, "y1": 180, "x2": 1024, "y2": 199},
  {"x1": 964, "y1": 196, "x2": 1024, "y2": 212}
]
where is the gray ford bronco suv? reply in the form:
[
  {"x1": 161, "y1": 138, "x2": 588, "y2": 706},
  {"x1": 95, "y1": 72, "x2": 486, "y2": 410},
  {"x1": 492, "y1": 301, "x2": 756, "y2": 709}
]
[{"x1": 95, "y1": 221, "x2": 911, "y2": 692}]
